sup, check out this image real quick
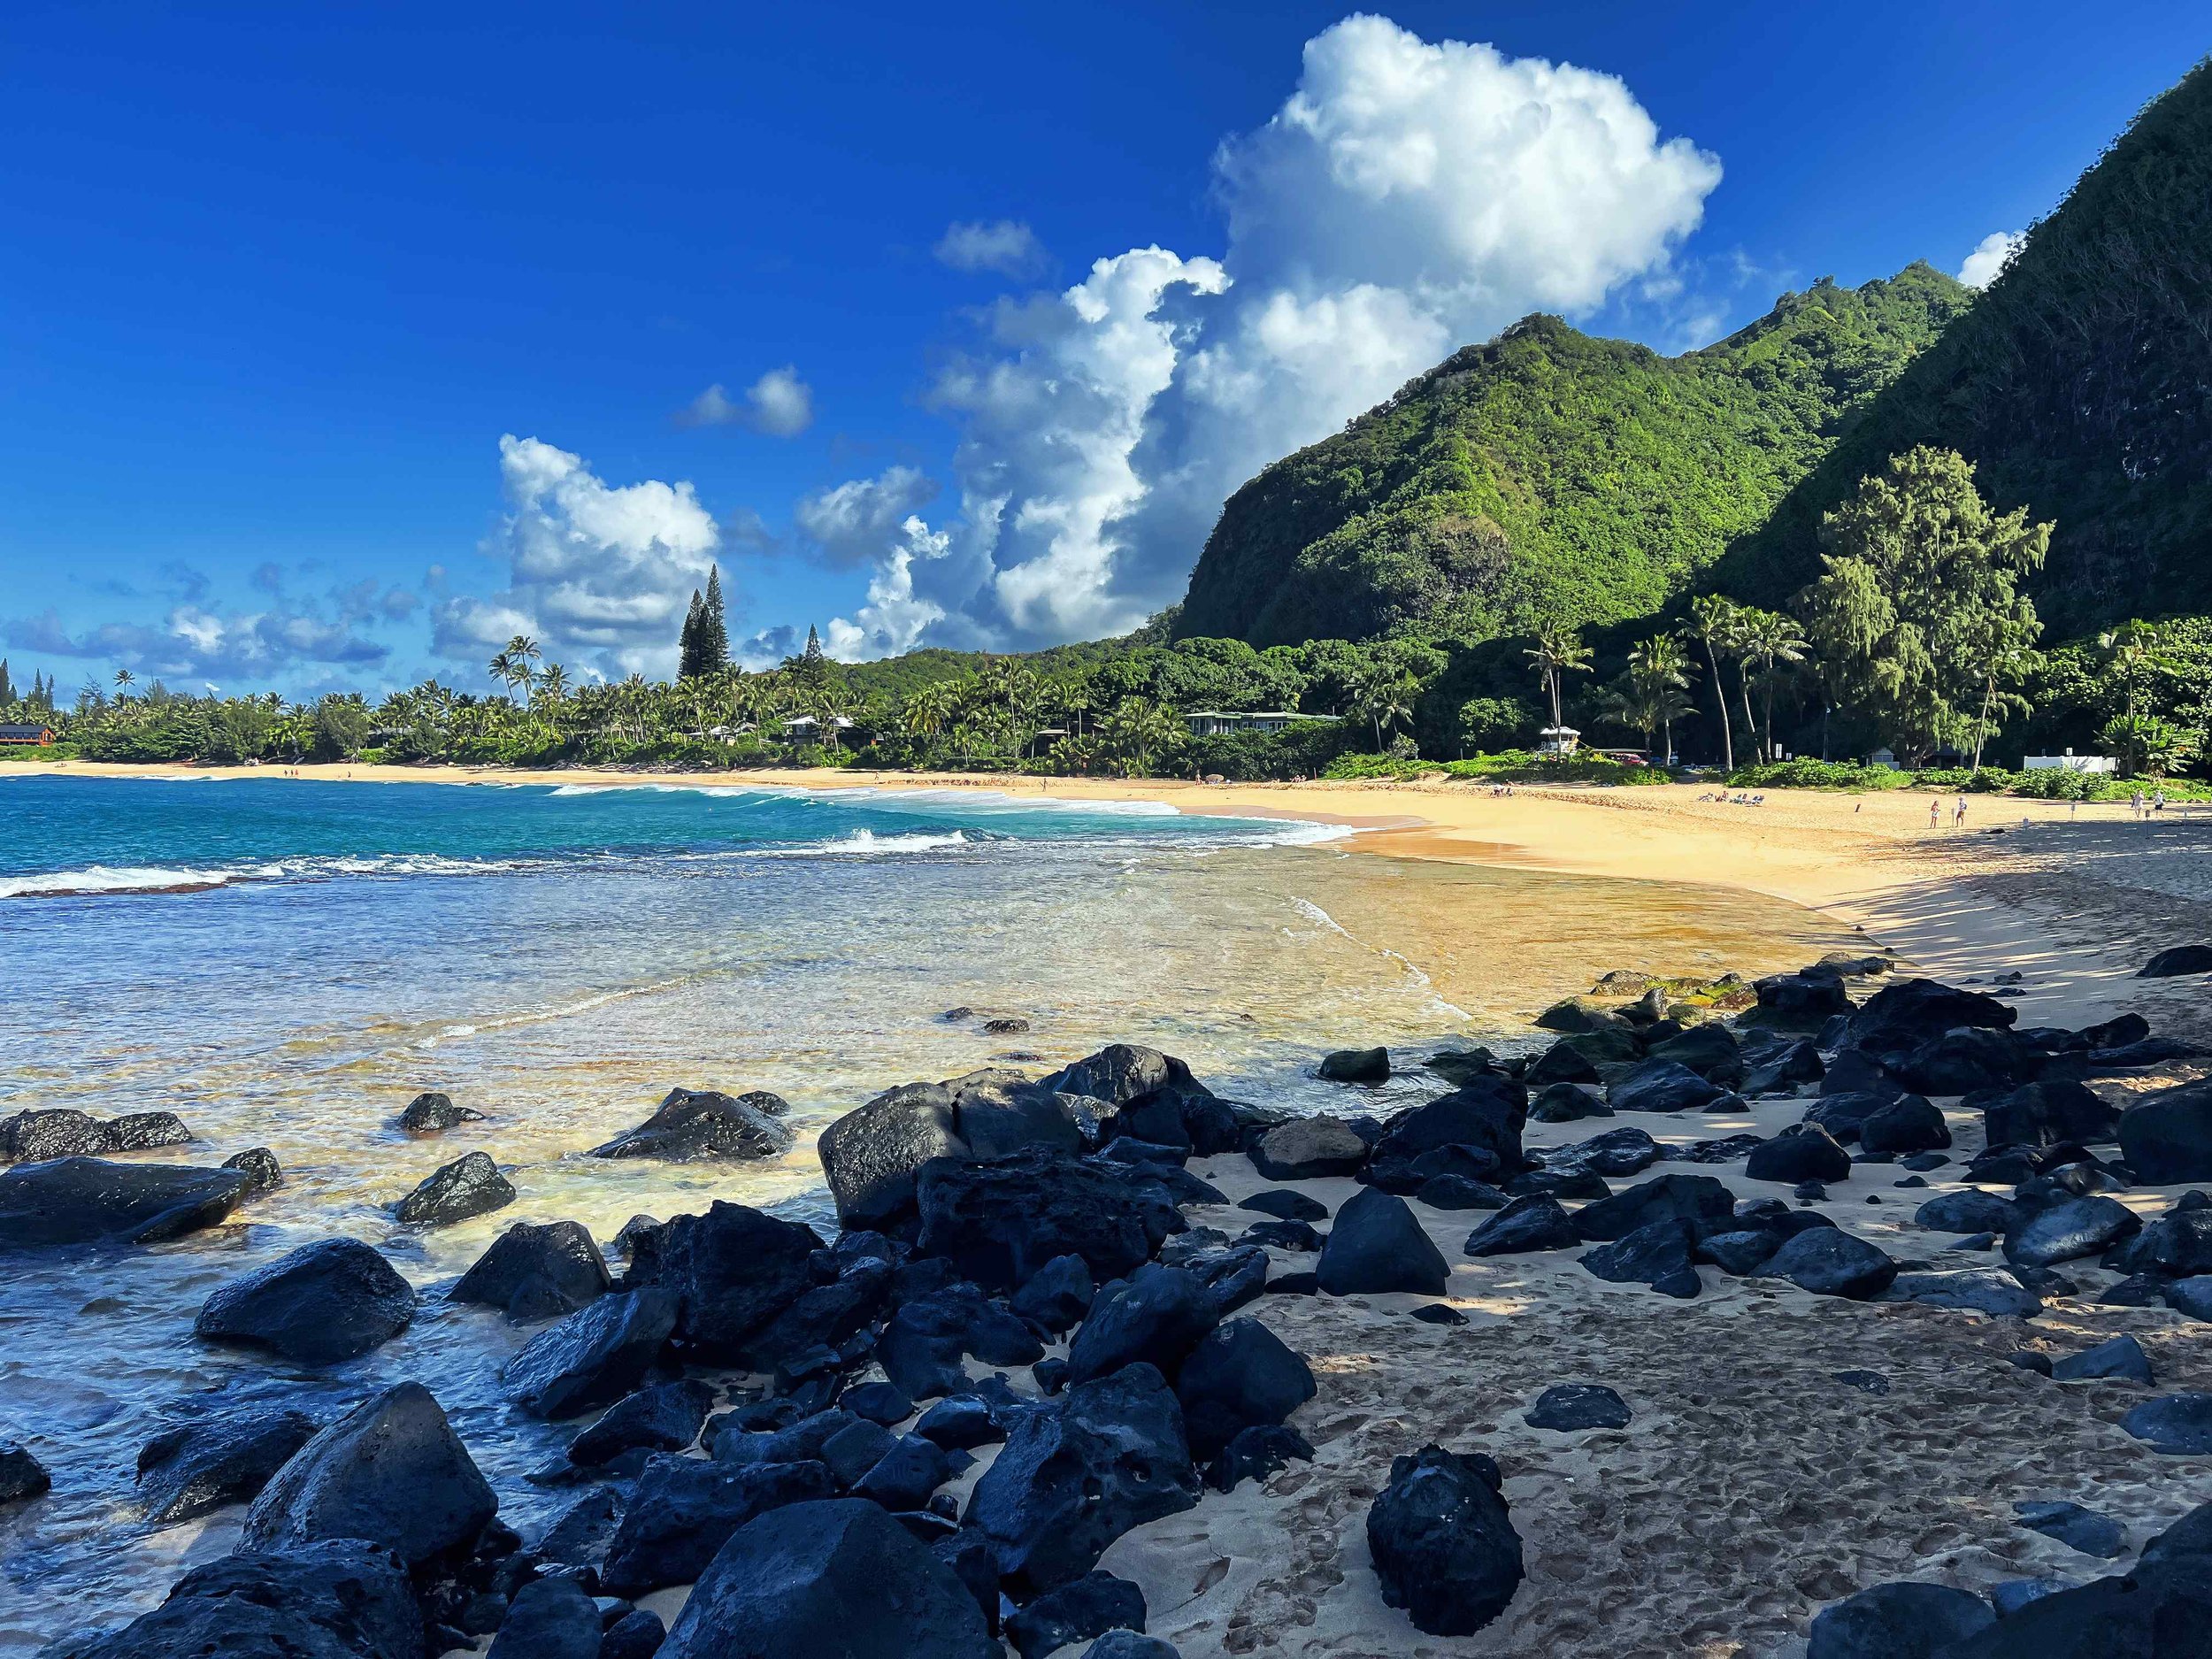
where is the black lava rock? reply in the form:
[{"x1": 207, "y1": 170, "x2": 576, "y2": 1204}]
[
  {"x1": 399, "y1": 1091, "x2": 483, "y2": 1133},
  {"x1": 47, "y1": 1540, "x2": 421, "y2": 1659},
  {"x1": 450, "y1": 1220, "x2": 611, "y2": 1320},
  {"x1": 242, "y1": 1382, "x2": 496, "y2": 1565},
  {"x1": 1573, "y1": 1172, "x2": 1735, "y2": 1241},
  {"x1": 1365, "y1": 1445, "x2": 1524, "y2": 1637},
  {"x1": 1765, "y1": 1227, "x2": 1898, "y2": 1299},
  {"x1": 2118, "y1": 1079, "x2": 2212, "y2": 1184},
  {"x1": 193, "y1": 1238, "x2": 416, "y2": 1366},
  {"x1": 135, "y1": 1407, "x2": 319, "y2": 1525},
  {"x1": 1173, "y1": 1317, "x2": 1316, "y2": 1459},
  {"x1": 1579, "y1": 1217, "x2": 1701, "y2": 1298},
  {"x1": 1464, "y1": 1194, "x2": 1579, "y2": 1256},
  {"x1": 1318, "y1": 1047, "x2": 1391, "y2": 1084},
  {"x1": 1525, "y1": 1384, "x2": 1630, "y2": 1431},
  {"x1": 391, "y1": 1151, "x2": 515, "y2": 1226},
  {"x1": 916, "y1": 1151, "x2": 1156, "y2": 1293},
  {"x1": 0, "y1": 1440, "x2": 51, "y2": 1505},
  {"x1": 1315, "y1": 1186, "x2": 1449, "y2": 1295},
  {"x1": 601, "y1": 1455, "x2": 838, "y2": 1595},
  {"x1": 1007, "y1": 1571, "x2": 1148, "y2": 1659},
  {"x1": 568, "y1": 1379, "x2": 716, "y2": 1466},
  {"x1": 0, "y1": 1156, "x2": 250, "y2": 1249},
  {"x1": 1804, "y1": 1581, "x2": 1993, "y2": 1659},
  {"x1": 1747, "y1": 1124, "x2": 1853, "y2": 1185},
  {"x1": 503, "y1": 1287, "x2": 680, "y2": 1418},
  {"x1": 485, "y1": 1575, "x2": 600, "y2": 1659},
  {"x1": 592, "y1": 1086, "x2": 795, "y2": 1162}
]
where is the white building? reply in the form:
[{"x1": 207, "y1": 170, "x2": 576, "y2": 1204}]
[
  {"x1": 2024, "y1": 749, "x2": 2117, "y2": 774},
  {"x1": 1182, "y1": 710, "x2": 1326, "y2": 738}
]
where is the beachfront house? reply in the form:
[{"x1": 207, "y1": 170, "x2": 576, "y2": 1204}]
[
  {"x1": 778, "y1": 714, "x2": 854, "y2": 740},
  {"x1": 0, "y1": 723, "x2": 54, "y2": 747},
  {"x1": 1182, "y1": 710, "x2": 1326, "y2": 738},
  {"x1": 2024, "y1": 749, "x2": 2118, "y2": 774}
]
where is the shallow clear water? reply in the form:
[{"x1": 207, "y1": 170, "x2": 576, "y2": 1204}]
[{"x1": 0, "y1": 774, "x2": 1854, "y2": 1647}]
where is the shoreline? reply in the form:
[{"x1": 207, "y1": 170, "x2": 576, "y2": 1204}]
[{"x1": 11, "y1": 757, "x2": 2204, "y2": 1041}]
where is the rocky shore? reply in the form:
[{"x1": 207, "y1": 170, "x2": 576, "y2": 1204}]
[{"x1": 6, "y1": 952, "x2": 2212, "y2": 1657}]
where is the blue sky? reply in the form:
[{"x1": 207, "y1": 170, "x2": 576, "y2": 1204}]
[{"x1": 3, "y1": 1, "x2": 2203, "y2": 700}]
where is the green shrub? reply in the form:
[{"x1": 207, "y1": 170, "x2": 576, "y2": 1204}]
[{"x1": 1724, "y1": 759, "x2": 1914, "y2": 791}]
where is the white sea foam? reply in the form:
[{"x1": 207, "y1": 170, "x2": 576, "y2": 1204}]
[
  {"x1": 0, "y1": 864, "x2": 235, "y2": 899},
  {"x1": 753, "y1": 829, "x2": 972, "y2": 857}
]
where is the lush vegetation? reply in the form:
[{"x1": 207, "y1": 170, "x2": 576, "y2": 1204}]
[{"x1": 1173, "y1": 265, "x2": 1971, "y2": 646}]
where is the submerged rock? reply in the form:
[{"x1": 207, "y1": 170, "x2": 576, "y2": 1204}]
[
  {"x1": 391, "y1": 1151, "x2": 515, "y2": 1225},
  {"x1": 0, "y1": 1157, "x2": 250, "y2": 1249},
  {"x1": 0, "y1": 1440, "x2": 51, "y2": 1505},
  {"x1": 1317, "y1": 1047, "x2": 1390, "y2": 1084},
  {"x1": 193, "y1": 1239, "x2": 415, "y2": 1365},
  {"x1": 398, "y1": 1091, "x2": 482, "y2": 1134},
  {"x1": 450, "y1": 1219, "x2": 611, "y2": 1320},
  {"x1": 593, "y1": 1086, "x2": 795, "y2": 1162},
  {"x1": 135, "y1": 1407, "x2": 320, "y2": 1525},
  {"x1": 1366, "y1": 1445, "x2": 1525, "y2": 1637}
]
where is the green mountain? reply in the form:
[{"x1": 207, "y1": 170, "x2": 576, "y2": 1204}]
[
  {"x1": 1172, "y1": 264, "x2": 1972, "y2": 647},
  {"x1": 1720, "y1": 59, "x2": 2212, "y2": 634}
]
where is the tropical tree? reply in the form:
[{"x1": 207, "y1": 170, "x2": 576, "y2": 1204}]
[
  {"x1": 1100, "y1": 695, "x2": 1185, "y2": 776},
  {"x1": 2101, "y1": 712, "x2": 2191, "y2": 780},
  {"x1": 1686, "y1": 595, "x2": 1744, "y2": 770},
  {"x1": 1350, "y1": 668, "x2": 1416, "y2": 751},
  {"x1": 1737, "y1": 609, "x2": 1808, "y2": 763},
  {"x1": 1523, "y1": 624, "x2": 1593, "y2": 735},
  {"x1": 1624, "y1": 634, "x2": 1697, "y2": 765},
  {"x1": 1801, "y1": 446, "x2": 2050, "y2": 764},
  {"x1": 112, "y1": 667, "x2": 135, "y2": 695}
]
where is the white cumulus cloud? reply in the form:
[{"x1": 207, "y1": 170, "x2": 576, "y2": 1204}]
[
  {"x1": 1958, "y1": 230, "x2": 2024, "y2": 289},
  {"x1": 823, "y1": 516, "x2": 953, "y2": 661},
  {"x1": 933, "y1": 219, "x2": 1049, "y2": 278},
  {"x1": 434, "y1": 434, "x2": 722, "y2": 679},
  {"x1": 835, "y1": 13, "x2": 1721, "y2": 652},
  {"x1": 677, "y1": 365, "x2": 815, "y2": 436},
  {"x1": 794, "y1": 465, "x2": 940, "y2": 568}
]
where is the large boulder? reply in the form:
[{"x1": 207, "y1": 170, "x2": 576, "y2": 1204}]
[
  {"x1": 135, "y1": 1407, "x2": 320, "y2": 1525},
  {"x1": 633, "y1": 1201, "x2": 822, "y2": 1363},
  {"x1": 591, "y1": 1087, "x2": 794, "y2": 1162},
  {"x1": 1914, "y1": 1191, "x2": 2018, "y2": 1236},
  {"x1": 956, "y1": 1080, "x2": 1091, "y2": 1159},
  {"x1": 0, "y1": 1157, "x2": 250, "y2": 1249},
  {"x1": 1371, "y1": 1085, "x2": 1525, "y2": 1172},
  {"x1": 486, "y1": 1577, "x2": 601, "y2": 1659},
  {"x1": 1365, "y1": 1445, "x2": 1524, "y2": 1637},
  {"x1": 1752, "y1": 971, "x2": 1854, "y2": 1028},
  {"x1": 390, "y1": 1151, "x2": 514, "y2": 1226},
  {"x1": 1766, "y1": 1228, "x2": 1897, "y2": 1300},
  {"x1": 2122, "y1": 1394, "x2": 2212, "y2": 1455},
  {"x1": 1803, "y1": 1091, "x2": 1904, "y2": 1145},
  {"x1": 1805, "y1": 1581, "x2": 1993, "y2": 1659},
  {"x1": 2004, "y1": 1195, "x2": 2140, "y2": 1269},
  {"x1": 600, "y1": 1455, "x2": 837, "y2": 1596},
  {"x1": 503, "y1": 1287, "x2": 680, "y2": 1418},
  {"x1": 193, "y1": 1239, "x2": 415, "y2": 1365},
  {"x1": 1317, "y1": 1187, "x2": 1450, "y2": 1295},
  {"x1": 657, "y1": 1499, "x2": 998, "y2": 1659},
  {"x1": 1068, "y1": 1264, "x2": 1218, "y2": 1385},
  {"x1": 2139, "y1": 944, "x2": 2212, "y2": 978},
  {"x1": 2117, "y1": 1079, "x2": 2212, "y2": 1184},
  {"x1": 1984, "y1": 1080, "x2": 2121, "y2": 1148},
  {"x1": 1174, "y1": 1317, "x2": 1317, "y2": 1459},
  {"x1": 1847, "y1": 978, "x2": 2016, "y2": 1050},
  {"x1": 1046, "y1": 1044, "x2": 1198, "y2": 1105},
  {"x1": 1647, "y1": 1025, "x2": 1744, "y2": 1087},
  {"x1": 967, "y1": 1362, "x2": 1202, "y2": 1592},
  {"x1": 2108, "y1": 1203, "x2": 2212, "y2": 1278},
  {"x1": 1884, "y1": 1271, "x2": 2043, "y2": 1318},
  {"x1": 3, "y1": 1109, "x2": 191, "y2": 1162},
  {"x1": 1543, "y1": 1126, "x2": 1662, "y2": 1179},
  {"x1": 1464, "y1": 1194, "x2": 1579, "y2": 1256},
  {"x1": 449, "y1": 1220, "x2": 611, "y2": 1319},
  {"x1": 1608, "y1": 1059, "x2": 1728, "y2": 1114},
  {"x1": 818, "y1": 1082, "x2": 968, "y2": 1229},
  {"x1": 1579, "y1": 1218, "x2": 1701, "y2": 1299},
  {"x1": 1249, "y1": 1116, "x2": 1370, "y2": 1181},
  {"x1": 916, "y1": 1151, "x2": 1155, "y2": 1292},
  {"x1": 242, "y1": 1382, "x2": 495, "y2": 1564},
  {"x1": 52, "y1": 1541, "x2": 421, "y2": 1659},
  {"x1": 1746, "y1": 1125, "x2": 1852, "y2": 1186},
  {"x1": 1889, "y1": 1029, "x2": 2035, "y2": 1097},
  {"x1": 1858, "y1": 1097, "x2": 1952, "y2": 1156},
  {"x1": 1573, "y1": 1173, "x2": 1735, "y2": 1242}
]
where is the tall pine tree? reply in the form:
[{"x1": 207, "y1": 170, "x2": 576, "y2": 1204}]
[
  {"x1": 0, "y1": 657, "x2": 13, "y2": 706},
  {"x1": 677, "y1": 589, "x2": 708, "y2": 679},
  {"x1": 698, "y1": 565, "x2": 730, "y2": 674}
]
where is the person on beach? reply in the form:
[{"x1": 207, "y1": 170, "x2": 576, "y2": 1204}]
[
  {"x1": 1955, "y1": 796, "x2": 1967, "y2": 829},
  {"x1": 1929, "y1": 797, "x2": 1940, "y2": 830}
]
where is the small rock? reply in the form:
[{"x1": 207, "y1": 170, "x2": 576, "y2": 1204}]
[
  {"x1": 193, "y1": 1238, "x2": 415, "y2": 1365},
  {"x1": 1317, "y1": 1047, "x2": 1390, "y2": 1085},
  {"x1": 1805, "y1": 1581, "x2": 1993, "y2": 1659},
  {"x1": 2051, "y1": 1333, "x2": 2153, "y2": 1385},
  {"x1": 392, "y1": 1151, "x2": 515, "y2": 1226},
  {"x1": 2121, "y1": 1393, "x2": 2212, "y2": 1455},
  {"x1": 1365, "y1": 1445, "x2": 1524, "y2": 1637},
  {"x1": 1409, "y1": 1302, "x2": 1467, "y2": 1325},
  {"x1": 0, "y1": 1440, "x2": 51, "y2": 1504},
  {"x1": 592, "y1": 1087, "x2": 795, "y2": 1163},
  {"x1": 1525, "y1": 1384, "x2": 1629, "y2": 1431},
  {"x1": 1006, "y1": 1571, "x2": 1147, "y2": 1659},
  {"x1": 399, "y1": 1091, "x2": 483, "y2": 1133},
  {"x1": 2015, "y1": 1500, "x2": 2125, "y2": 1557}
]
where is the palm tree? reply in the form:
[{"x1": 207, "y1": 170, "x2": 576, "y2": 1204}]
[
  {"x1": 1687, "y1": 595, "x2": 1743, "y2": 770},
  {"x1": 1351, "y1": 670, "x2": 1416, "y2": 751},
  {"x1": 902, "y1": 682, "x2": 954, "y2": 748},
  {"x1": 112, "y1": 668, "x2": 135, "y2": 695},
  {"x1": 1626, "y1": 634, "x2": 1695, "y2": 765},
  {"x1": 1523, "y1": 625, "x2": 1594, "y2": 735},
  {"x1": 1101, "y1": 695, "x2": 1185, "y2": 776},
  {"x1": 1740, "y1": 609, "x2": 1809, "y2": 763},
  {"x1": 536, "y1": 662, "x2": 569, "y2": 706}
]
